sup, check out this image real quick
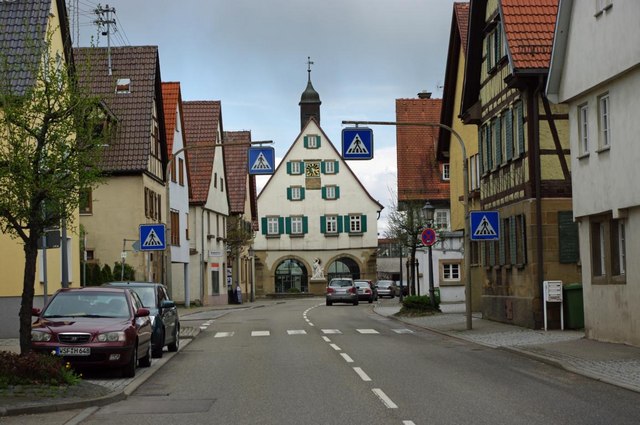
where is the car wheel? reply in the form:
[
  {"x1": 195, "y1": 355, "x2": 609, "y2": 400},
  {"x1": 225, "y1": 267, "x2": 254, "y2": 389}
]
[
  {"x1": 152, "y1": 328, "x2": 164, "y2": 358},
  {"x1": 139, "y1": 340, "x2": 152, "y2": 368},
  {"x1": 168, "y1": 324, "x2": 180, "y2": 352},
  {"x1": 368, "y1": 297, "x2": 373, "y2": 303},
  {"x1": 326, "y1": 300, "x2": 332, "y2": 306},
  {"x1": 353, "y1": 300, "x2": 359, "y2": 306},
  {"x1": 122, "y1": 345, "x2": 137, "y2": 378}
]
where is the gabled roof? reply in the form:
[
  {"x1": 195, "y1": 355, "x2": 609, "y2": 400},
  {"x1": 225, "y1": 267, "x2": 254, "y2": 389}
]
[
  {"x1": 74, "y1": 46, "x2": 166, "y2": 174},
  {"x1": 182, "y1": 100, "x2": 222, "y2": 204},
  {"x1": 396, "y1": 97, "x2": 449, "y2": 203},
  {"x1": 161, "y1": 82, "x2": 182, "y2": 158},
  {"x1": 0, "y1": 0, "x2": 73, "y2": 96},
  {"x1": 438, "y1": 2, "x2": 470, "y2": 160},
  {"x1": 223, "y1": 130, "x2": 252, "y2": 214}
]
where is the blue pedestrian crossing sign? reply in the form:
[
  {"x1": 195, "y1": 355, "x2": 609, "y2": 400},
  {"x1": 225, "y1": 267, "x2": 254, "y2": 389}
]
[
  {"x1": 139, "y1": 224, "x2": 166, "y2": 251},
  {"x1": 470, "y1": 211, "x2": 500, "y2": 241},
  {"x1": 342, "y1": 127, "x2": 373, "y2": 160},
  {"x1": 248, "y1": 147, "x2": 275, "y2": 175}
]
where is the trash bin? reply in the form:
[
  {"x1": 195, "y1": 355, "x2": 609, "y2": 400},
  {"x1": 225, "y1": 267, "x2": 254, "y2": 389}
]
[{"x1": 563, "y1": 283, "x2": 584, "y2": 329}]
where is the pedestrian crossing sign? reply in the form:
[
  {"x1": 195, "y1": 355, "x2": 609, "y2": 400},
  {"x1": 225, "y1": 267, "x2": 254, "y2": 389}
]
[
  {"x1": 139, "y1": 224, "x2": 166, "y2": 251},
  {"x1": 470, "y1": 211, "x2": 500, "y2": 241},
  {"x1": 342, "y1": 127, "x2": 373, "y2": 160},
  {"x1": 248, "y1": 147, "x2": 275, "y2": 175}
]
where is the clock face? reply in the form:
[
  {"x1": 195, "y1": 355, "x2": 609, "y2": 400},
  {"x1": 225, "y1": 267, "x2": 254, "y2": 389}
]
[{"x1": 305, "y1": 162, "x2": 320, "y2": 177}]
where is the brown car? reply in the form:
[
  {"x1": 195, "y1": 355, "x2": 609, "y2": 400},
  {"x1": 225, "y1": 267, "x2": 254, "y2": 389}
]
[{"x1": 31, "y1": 287, "x2": 153, "y2": 378}]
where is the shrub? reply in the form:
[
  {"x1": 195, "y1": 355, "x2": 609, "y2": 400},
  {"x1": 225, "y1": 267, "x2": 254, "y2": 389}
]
[
  {"x1": 101, "y1": 264, "x2": 114, "y2": 283},
  {"x1": 0, "y1": 351, "x2": 81, "y2": 387},
  {"x1": 402, "y1": 295, "x2": 440, "y2": 311},
  {"x1": 112, "y1": 262, "x2": 135, "y2": 281},
  {"x1": 287, "y1": 287, "x2": 301, "y2": 293}
]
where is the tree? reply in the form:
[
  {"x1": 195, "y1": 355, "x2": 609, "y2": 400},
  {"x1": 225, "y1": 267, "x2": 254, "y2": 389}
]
[
  {"x1": 0, "y1": 29, "x2": 108, "y2": 353},
  {"x1": 384, "y1": 194, "x2": 429, "y2": 296}
]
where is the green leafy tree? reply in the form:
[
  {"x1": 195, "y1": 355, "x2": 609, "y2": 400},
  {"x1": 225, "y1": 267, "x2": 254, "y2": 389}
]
[{"x1": 0, "y1": 29, "x2": 107, "y2": 353}]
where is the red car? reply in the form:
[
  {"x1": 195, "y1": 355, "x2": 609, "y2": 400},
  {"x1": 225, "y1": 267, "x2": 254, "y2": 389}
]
[{"x1": 31, "y1": 287, "x2": 153, "y2": 378}]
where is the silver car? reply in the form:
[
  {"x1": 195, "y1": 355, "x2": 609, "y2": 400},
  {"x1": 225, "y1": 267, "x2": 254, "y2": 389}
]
[
  {"x1": 376, "y1": 280, "x2": 397, "y2": 298},
  {"x1": 326, "y1": 278, "x2": 359, "y2": 306}
]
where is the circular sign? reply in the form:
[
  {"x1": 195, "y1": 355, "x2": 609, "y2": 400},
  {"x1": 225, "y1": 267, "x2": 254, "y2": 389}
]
[{"x1": 421, "y1": 228, "x2": 437, "y2": 246}]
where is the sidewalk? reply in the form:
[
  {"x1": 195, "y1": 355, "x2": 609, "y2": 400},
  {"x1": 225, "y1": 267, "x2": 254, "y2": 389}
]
[{"x1": 2, "y1": 299, "x2": 640, "y2": 417}]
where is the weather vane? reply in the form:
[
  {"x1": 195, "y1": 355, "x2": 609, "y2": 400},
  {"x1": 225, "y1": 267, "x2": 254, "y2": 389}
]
[{"x1": 307, "y1": 56, "x2": 314, "y2": 80}]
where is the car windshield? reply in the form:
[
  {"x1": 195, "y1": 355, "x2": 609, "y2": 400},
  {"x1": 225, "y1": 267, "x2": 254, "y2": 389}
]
[
  {"x1": 43, "y1": 292, "x2": 130, "y2": 318},
  {"x1": 330, "y1": 280, "x2": 352, "y2": 287},
  {"x1": 129, "y1": 287, "x2": 156, "y2": 308},
  {"x1": 355, "y1": 282, "x2": 370, "y2": 288},
  {"x1": 378, "y1": 282, "x2": 393, "y2": 288}
]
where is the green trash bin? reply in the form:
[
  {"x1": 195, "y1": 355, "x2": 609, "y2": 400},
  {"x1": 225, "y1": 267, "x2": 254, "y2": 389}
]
[{"x1": 563, "y1": 283, "x2": 584, "y2": 329}]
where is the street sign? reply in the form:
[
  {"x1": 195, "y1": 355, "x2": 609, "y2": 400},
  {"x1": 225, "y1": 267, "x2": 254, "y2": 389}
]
[
  {"x1": 470, "y1": 211, "x2": 500, "y2": 241},
  {"x1": 421, "y1": 228, "x2": 437, "y2": 246},
  {"x1": 342, "y1": 127, "x2": 373, "y2": 160},
  {"x1": 139, "y1": 224, "x2": 166, "y2": 251},
  {"x1": 248, "y1": 147, "x2": 275, "y2": 175}
]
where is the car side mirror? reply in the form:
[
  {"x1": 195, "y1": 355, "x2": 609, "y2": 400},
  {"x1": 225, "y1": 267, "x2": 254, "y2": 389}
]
[
  {"x1": 136, "y1": 307, "x2": 151, "y2": 317},
  {"x1": 160, "y1": 300, "x2": 176, "y2": 309}
]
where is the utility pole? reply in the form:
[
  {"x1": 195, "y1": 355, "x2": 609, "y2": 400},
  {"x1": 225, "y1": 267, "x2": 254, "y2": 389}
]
[{"x1": 94, "y1": 4, "x2": 117, "y2": 75}]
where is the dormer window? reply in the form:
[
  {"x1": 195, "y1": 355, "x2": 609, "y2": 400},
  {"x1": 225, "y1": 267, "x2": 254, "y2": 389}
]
[{"x1": 116, "y1": 78, "x2": 131, "y2": 94}]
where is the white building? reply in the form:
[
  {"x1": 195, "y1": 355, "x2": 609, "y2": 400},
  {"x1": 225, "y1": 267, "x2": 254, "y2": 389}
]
[
  {"x1": 253, "y1": 71, "x2": 383, "y2": 295},
  {"x1": 547, "y1": 0, "x2": 640, "y2": 346}
]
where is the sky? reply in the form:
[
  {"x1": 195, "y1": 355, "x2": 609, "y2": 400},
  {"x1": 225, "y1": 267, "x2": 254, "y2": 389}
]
[{"x1": 71, "y1": 0, "x2": 459, "y2": 233}]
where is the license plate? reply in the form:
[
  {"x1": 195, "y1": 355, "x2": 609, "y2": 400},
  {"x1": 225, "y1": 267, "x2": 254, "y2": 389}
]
[{"x1": 57, "y1": 346, "x2": 90, "y2": 356}]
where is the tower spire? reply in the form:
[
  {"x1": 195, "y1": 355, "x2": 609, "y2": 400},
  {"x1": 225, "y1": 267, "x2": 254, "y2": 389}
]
[
  {"x1": 307, "y1": 56, "x2": 314, "y2": 82},
  {"x1": 299, "y1": 56, "x2": 321, "y2": 130}
]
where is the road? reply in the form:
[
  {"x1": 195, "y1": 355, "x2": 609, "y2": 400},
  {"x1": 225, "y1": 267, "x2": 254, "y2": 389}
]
[{"x1": 5, "y1": 298, "x2": 640, "y2": 424}]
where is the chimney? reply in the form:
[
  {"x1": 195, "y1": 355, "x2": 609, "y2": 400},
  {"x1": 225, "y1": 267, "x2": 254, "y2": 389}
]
[{"x1": 417, "y1": 90, "x2": 432, "y2": 99}]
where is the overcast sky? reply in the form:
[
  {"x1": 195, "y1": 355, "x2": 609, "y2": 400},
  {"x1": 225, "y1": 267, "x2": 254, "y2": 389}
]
[{"x1": 72, "y1": 0, "x2": 458, "y2": 233}]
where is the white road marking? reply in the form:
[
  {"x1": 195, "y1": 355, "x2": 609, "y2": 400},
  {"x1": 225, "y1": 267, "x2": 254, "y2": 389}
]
[
  {"x1": 340, "y1": 353, "x2": 354, "y2": 363},
  {"x1": 322, "y1": 329, "x2": 341, "y2": 334},
  {"x1": 199, "y1": 325, "x2": 208, "y2": 330},
  {"x1": 251, "y1": 331, "x2": 270, "y2": 337},
  {"x1": 287, "y1": 330, "x2": 307, "y2": 335},
  {"x1": 392, "y1": 329, "x2": 414, "y2": 334},
  {"x1": 329, "y1": 343, "x2": 341, "y2": 351},
  {"x1": 353, "y1": 367, "x2": 372, "y2": 381},
  {"x1": 372, "y1": 388, "x2": 398, "y2": 408},
  {"x1": 214, "y1": 332, "x2": 234, "y2": 338},
  {"x1": 403, "y1": 421, "x2": 416, "y2": 425},
  {"x1": 357, "y1": 329, "x2": 379, "y2": 334},
  {"x1": 322, "y1": 336, "x2": 331, "y2": 342},
  {"x1": 308, "y1": 322, "x2": 314, "y2": 327}
]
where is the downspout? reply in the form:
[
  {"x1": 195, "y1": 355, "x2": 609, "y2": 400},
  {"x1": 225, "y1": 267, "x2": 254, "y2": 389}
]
[
  {"x1": 200, "y1": 207, "x2": 205, "y2": 303},
  {"x1": 533, "y1": 76, "x2": 545, "y2": 328}
]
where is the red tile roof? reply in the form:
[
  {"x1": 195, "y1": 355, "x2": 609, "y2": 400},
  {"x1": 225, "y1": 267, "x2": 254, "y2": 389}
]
[
  {"x1": 455, "y1": 2, "x2": 470, "y2": 54},
  {"x1": 74, "y1": 46, "x2": 164, "y2": 173},
  {"x1": 182, "y1": 101, "x2": 222, "y2": 204},
  {"x1": 501, "y1": 0, "x2": 559, "y2": 70},
  {"x1": 223, "y1": 131, "x2": 251, "y2": 214},
  {"x1": 161, "y1": 82, "x2": 181, "y2": 159},
  {"x1": 395, "y1": 97, "x2": 449, "y2": 203}
]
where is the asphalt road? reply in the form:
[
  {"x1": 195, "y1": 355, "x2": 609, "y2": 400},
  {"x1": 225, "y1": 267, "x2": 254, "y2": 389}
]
[{"x1": 5, "y1": 299, "x2": 640, "y2": 424}]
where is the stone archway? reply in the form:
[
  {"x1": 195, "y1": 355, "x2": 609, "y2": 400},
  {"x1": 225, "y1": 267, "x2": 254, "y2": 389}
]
[
  {"x1": 274, "y1": 258, "x2": 309, "y2": 293},
  {"x1": 327, "y1": 257, "x2": 361, "y2": 282}
]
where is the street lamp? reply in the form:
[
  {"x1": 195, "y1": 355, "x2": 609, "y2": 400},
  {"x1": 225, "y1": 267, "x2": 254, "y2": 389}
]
[{"x1": 422, "y1": 201, "x2": 437, "y2": 309}]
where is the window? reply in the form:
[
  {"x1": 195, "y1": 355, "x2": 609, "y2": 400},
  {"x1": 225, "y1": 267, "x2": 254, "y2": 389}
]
[
  {"x1": 186, "y1": 213, "x2": 190, "y2": 240},
  {"x1": 515, "y1": 215, "x2": 527, "y2": 265},
  {"x1": 442, "y1": 263, "x2": 460, "y2": 281},
  {"x1": 304, "y1": 135, "x2": 320, "y2": 148},
  {"x1": 267, "y1": 217, "x2": 279, "y2": 235},
  {"x1": 288, "y1": 186, "x2": 303, "y2": 201},
  {"x1": 492, "y1": 118, "x2": 501, "y2": 168},
  {"x1": 178, "y1": 158, "x2": 185, "y2": 185},
  {"x1": 288, "y1": 161, "x2": 302, "y2": 175},
  {"x1": 323, "y1": 160, "x2": 337, "y2": 174},
  {"x1": 434, "y1": 210, "x2": 449, "y2": 230},
  {"x1": 144, "y1": 188, "x2": 162, "y2": 221},
  {"x1": 325, "y1": 215, "x2": 338, "y2": 234},
  {"x1": 500, "y1": 112, "x2": 509, "y2": 163},
  {"x1": 513, "y1": 101, "x2": 525, "y2": 157},
  {"x1": 115, "y1": 78, "x2": 131, "y2": 94},
  {"x1": 486, "y1": 23, "x2": 504, "y2": 71},
  {"x1": 323, "y1": 185, "x2": 339, "y2": 200},
  {"x1": 170, "y1": 160, "x2": 177, "y2": 182},
  {"x1": 578, "y1": 103, "x2": 590, "y2": 155},
  {"x1": 290, "y1": 216, "x2": 303, "y2": 235},
  {"x1": 80, "y1": 189, "x2": 92, "y2": 214},
  {"x1": 469, "y1": 154, "x2": 480, "y2": 191},
  {"x1": 349, "y1": 215, "x2": 362, "y2": 233},
  {"x1": 442, "y1": 163, "x2": 450, "y2": 181},
  {"x1": 590, "y1": 215, "x2": 626, "y2": 284},
  {"x1": 598, "y1": 93, "x2": 611, "y2": 149},
  {"x1": 170, "y1": 211, "x2": 180, "y2": 245}
]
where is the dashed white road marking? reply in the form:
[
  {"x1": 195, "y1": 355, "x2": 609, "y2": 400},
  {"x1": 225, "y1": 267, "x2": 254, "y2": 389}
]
[
  {"x1": 251, "y1": 331, "x2": 270, "y2": 337},
  {"x1": 372, "y1": 388, "x2": 398, "y2": 409},
  {"x1": 340, "y1": 353, "x2": 354, "y2": 363},
  {"x1": 322, "y1": 336, "x2": 331, "y2": 342},
  {"x1": 329, "y1": 343, "x2": 341, "y2": 351},
  {"x1": 322, "y1": 329, "x2": 341, "y2": 334},
  {"x1": 353, "y1": 367, "x2": 371, "y2": 381},
  {"x1": 403, "y1": 421, "x2": 416, "y2": 425},
  {"x1": 356, "y1": 329, "x2": 379, "y2": 334},
  {"x1": 392, "y1": 328, "x2": 414, "y2": 334},
  {"x1": 214, "y1": 332, "x2": 234, "y2": 338},
  {"x1": 287, "y1": 330, "x2": 307, "y2": 335}
]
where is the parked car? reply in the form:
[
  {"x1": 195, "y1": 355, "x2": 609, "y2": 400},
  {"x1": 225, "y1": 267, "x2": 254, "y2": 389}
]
[
  {"x1": 354, "y1": 279, "x2": 377, "y2": 303},
  {"x1": 396, "y1": 282, "x2": 410, "y2": 296},
  {"x1": 105, "y1": 281, "x2": 180, "y2": 358},
  {"x1": 326, "y1": 278, "x2": 358, "y2": 306},
  {"x1": 376, "y1": 280, "x2": 397, "y2": 298},
  {"x1": 31, "y1": 287, "x2": 153, "y2": 378}
]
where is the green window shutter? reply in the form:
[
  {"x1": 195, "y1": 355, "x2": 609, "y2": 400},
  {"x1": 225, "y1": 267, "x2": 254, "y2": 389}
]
[
  {"x1": 320, "y1": 216, "x2": 326, "y2": 233},
  {"x1": 478, "y1": 127, "x2": 484, "y2": 175},
  {"x1": 337, "y1": 216, "x2": 343, "y2": 233},
  {"x1": 302, "y1": 216, "x2": 308, "y2": 234},
  {"x1": 321, "y1": 186, "x2": 326, "y2": 199},
  {"x1": 495, "y1": 119, "x2": 502, "y2": 165},
  {"x1": 278, "y1": 217, "x2": 285, "y2": 235},
  {"x1": 284, "y1": 217, "x2": 291, "y2": 234},
  {"x1": 287, "y1": 187, "x2": 292, "y2": 200},
  {"x1": 261, "y1": 217, "x2": 267, "y2": 235},
  {"x1": 335, "y1": 186, "x2": 340, "y2": 199},
  {"x1": 506, "y1": 109, "x2": 513, "y2": 161},
  {"x1": 334, "y1": 161, "x2": 339, "y2": 173},
  {"x1": 517, "y1": 103, "x2": 525, "y2": 154},
  {"x1": 316, "y1": 137, "x2": 321, "y2": 148},
  {"x1": 498, "y1": 220, "x2": 505, "y2": 265},
  {"x1": 300, "y1": 187, "x2": 305, "y2": 200},
  {"x1": 509, "y1": 217, "x2": 517, "y2": 264},
  {"x1": 558, "y1": 211, "x2": 579, "y2": 263},
  {"x1": 486, "y1": 36, "x2": 492, "y2": 69},
  {"x1": 303, "y1": 136, "x2": 308, "y2": 148},
  {"x1": 361, "y1": 215, "x2": 367, "y2": 232},
  {"x1": 343, "y1": 215, "x2": 350, "y2": 232},
  {"x1": 321, "y1": 162, "x2": 326, "y2": 174},
  {"x1": 486, "y1": 124, "x2": 493, "y2": 170},
  {"x1": 286, "y1": 162, "x2": 292, "y2": 174}
]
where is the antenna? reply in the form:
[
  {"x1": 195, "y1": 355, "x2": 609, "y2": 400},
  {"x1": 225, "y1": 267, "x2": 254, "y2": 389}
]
[{"x1": 94, "y1": 4, "x2": 117, "y2": 75}]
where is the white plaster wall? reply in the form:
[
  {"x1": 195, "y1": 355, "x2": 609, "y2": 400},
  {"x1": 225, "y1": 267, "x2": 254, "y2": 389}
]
[{"x1": 169, "y1": 103, "x2": 190, "y2": 264}]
